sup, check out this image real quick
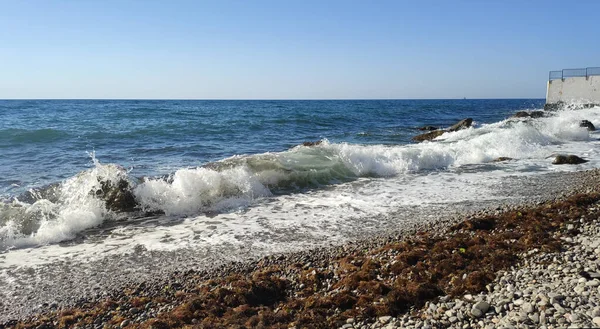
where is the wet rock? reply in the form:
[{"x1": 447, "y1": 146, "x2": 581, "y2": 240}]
[
  {"x1": 493, "y1": 157, "x2": 514, "y2": 162},
  {"x1": 302, "y1": 141, "x2": 323, "y2": 147},
  {"x1": 544, "y1": 101, "x2": 564, "y2": 111},
  {"x1": 448, "y1": 118, "x2": 473, "y2": 132},
  {"x1": 96, "y1": 178, "x2": 137, "y2": 212},
  {"x1": 580, "y1": 120, "x2": 596, "y2": 131},
  {"x1": 552, "y1": 155, "x2": 588, "y2": 165},
  {"x1": 511, "y1": 111, "x2": 545, "y2": 119},
  {"x1": 418, "y1": 126, "x2": 439, "y2": 131},
  {"x1": 412, "y1": 130, "x2": 445, "y2": 142},
  {"x1": 412, "y1": 118, "x2": 472, "y2": 142},
  {"x1": 530, "y1": 111, "x2": 545, "y2": 118},
  {"x1": 512, "y1": 111, "x2": 530, "y2": 118}
]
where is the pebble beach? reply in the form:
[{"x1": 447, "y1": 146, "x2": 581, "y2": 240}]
[{"x1": 4, "y1": 168, "x2": 600, "y2": 328}]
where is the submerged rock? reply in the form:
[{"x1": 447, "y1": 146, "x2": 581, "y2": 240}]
[
  {"x1": 552, "y1": 155, "x2": 588, "y2": 165},
  {"x1": 580, "y1": 120, "x2": 596, "y2": 131}
]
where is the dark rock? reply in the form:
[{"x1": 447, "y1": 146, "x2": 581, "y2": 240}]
[
  {"x1": 96, "y1": 178, "x2": 137, "y2": 212},
  {"x1": 412, "y1": 118, "x2": 472, "y2": 142},
  {"x1": 493, "y1": 157, "x2": 514, "y2": 162},
  {"x1": 580, "y1": 271, "x2": 600, "y2": 279},
  {"x1": 412, "y1": 130, "x2": 445, "y2": 142},
  {"x1": 418, "y1": 126, "x2": 439, "y2": 131},
  {"x1": 302, "y1": 141, "x2": 322, "y2": 147},
  {"x1": 511, "y1": 111, "x2": 545, "y2": 119},
  {"x1": 448, "y1": 118, "x2": 473, "y2": 132},
  {"x1": 544, "y1": 101, "x2": 564, "y2": 111},
  {"x1": 580, "y1": 120, "x2": 596, "y2": 131},
  {"x1": 512, "y1": 111, "x2": 531, "y2": 118},
  {"x1": 530, "y1": 111, "x2": 545, "y2": 118},
  {"x1": 552, "y1": 155, "x2": 588, "y2": 165}
]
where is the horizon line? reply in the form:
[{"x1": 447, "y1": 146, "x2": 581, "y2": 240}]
[{"x1": 0, "y1": 97, "x2": 545, "y2": 101}]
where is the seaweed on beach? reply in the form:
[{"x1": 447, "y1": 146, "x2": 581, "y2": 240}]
[{"x1": 8, "y1": 193, "x2": 600, "y2": 329}]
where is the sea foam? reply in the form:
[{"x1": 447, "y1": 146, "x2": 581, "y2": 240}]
[{"x1": 1, "y1": 106, "x2": 599, "y2": 249}]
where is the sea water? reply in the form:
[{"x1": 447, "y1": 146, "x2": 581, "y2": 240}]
[{"x1": 1, "y1": 99, "x2": 599, "y2": 268}]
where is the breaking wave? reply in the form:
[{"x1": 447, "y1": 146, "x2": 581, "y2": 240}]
[{"x1": 1, "y1": 106, "x2": 599, "y2": 250}]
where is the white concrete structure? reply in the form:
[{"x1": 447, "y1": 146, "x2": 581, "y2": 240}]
[{"x1": 546, "y1": 75, "x2": 600, "y2": 105}]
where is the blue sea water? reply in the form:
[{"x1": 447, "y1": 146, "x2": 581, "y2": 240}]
[
  {"x1": 5, "y1": 98, "x2": 600, "y2": 319},
  {"x1": 0, "y1": 99, "x2": 543, "y2": 196},
  {"x1": 6, "y1": 98, "x2": 600, "y2": 255}
]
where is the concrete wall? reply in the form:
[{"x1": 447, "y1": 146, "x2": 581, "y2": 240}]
[{"x1": 546, "y1": 75, "x2": 600, "y2": 104}]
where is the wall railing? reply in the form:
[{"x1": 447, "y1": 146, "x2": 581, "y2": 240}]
[{"x1": 549, "y1": 67, "x2": 600, "y2": 81}]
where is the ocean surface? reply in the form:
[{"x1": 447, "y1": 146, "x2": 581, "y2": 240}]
[{"x1": 1, "y1": 99, "x2": 600, "y2": 268}]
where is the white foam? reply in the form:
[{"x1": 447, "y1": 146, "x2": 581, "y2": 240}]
[
  {"x1": 0, "y1": 156, "x2": 128, "y2": 249},
  {"x1": 2, "y1": 106, "x2": 600, "y2": 253},
  {"x1": 134, "y1": 166, "x2": 272, "y2": 216}
]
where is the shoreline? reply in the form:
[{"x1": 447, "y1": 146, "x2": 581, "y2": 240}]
[{"x1": 3, "y1": 168, "x2": 600, "y2": 327}]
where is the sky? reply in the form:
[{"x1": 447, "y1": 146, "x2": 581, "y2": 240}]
[{"x1": 1, "y1": 0, "x2": 599, "y2": 99}]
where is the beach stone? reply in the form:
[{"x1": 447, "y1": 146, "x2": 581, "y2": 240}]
[
  {"x1": 569, "y1": 313, "x2": 581, "y2": 323},
  {"x1": 473, "y1": 301, "x2": 490, "y2": 313},
  {"x1": 471, "y1": 307, "x2": 483, "y2": 318},
  {"x1": 378, "y1": 316, "x2": 392, "y2": 324},
  {"x1": 548, "y1": 293, "x2": 564, "y2": 302},
  {"x1": 521, "y1": 302, "x2": 534, "y2": 313},
  {"x1": 552, "y1": 155, "x2": 588, "y2": 165},
  {"x1": 538, "y1": 297, "x2": 550, "y2": 306},
  {"x1": 120, "y1": 320, "x2": 130, "y2": 328},
  {"x1": 593, "y1": 317, "x2": 600, "y2": 326},
  {"x1": 586, "y1": 279, "x2": 600, "y2": 287}
]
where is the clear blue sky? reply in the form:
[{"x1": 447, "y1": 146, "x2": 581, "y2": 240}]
[{"x1": 1, "y1": 0, "x2": 599, "y2": 99}]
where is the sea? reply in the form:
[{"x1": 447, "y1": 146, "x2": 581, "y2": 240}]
[{"x1": 1, "y1": 99, "x2": 599, "y2": 270}]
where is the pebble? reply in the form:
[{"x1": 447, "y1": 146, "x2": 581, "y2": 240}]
[
  {"x1": 8, "y1": 168, "x2": 600, "y2": 328},
  {"x1": 473, "y1": 301, "x2": 490, "y2": 313},
  {"x1": 347, "y1": 204, "x2": 600, "y2": 329}
]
